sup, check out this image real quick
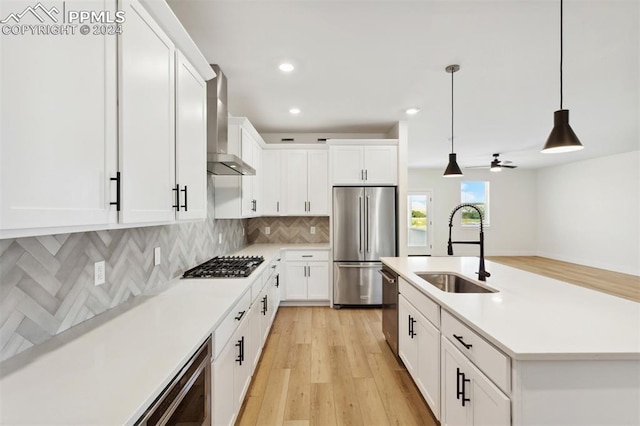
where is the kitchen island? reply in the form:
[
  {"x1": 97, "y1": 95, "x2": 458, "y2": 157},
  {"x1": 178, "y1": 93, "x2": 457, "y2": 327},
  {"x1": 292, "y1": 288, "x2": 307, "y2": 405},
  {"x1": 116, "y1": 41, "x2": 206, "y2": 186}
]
[{"x1": 382, "y1": 256, "x2": 640, "y2": 425}]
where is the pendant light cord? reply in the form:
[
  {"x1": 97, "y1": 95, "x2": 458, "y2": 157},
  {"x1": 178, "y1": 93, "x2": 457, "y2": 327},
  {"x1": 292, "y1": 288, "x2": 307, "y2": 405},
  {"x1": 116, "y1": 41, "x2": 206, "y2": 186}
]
[
  {"x1": 451, "y1": 68, "x2": 454, "y2": 153},
  {"x1": 560, "y1": 0, "x2": 563, "y2": 109}
]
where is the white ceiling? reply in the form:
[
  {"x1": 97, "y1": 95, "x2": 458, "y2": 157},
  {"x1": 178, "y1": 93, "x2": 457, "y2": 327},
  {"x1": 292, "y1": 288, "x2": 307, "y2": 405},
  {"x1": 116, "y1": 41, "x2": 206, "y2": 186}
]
[{"x1": 167, "y1": 0, "x2": 639, "y2": 169}]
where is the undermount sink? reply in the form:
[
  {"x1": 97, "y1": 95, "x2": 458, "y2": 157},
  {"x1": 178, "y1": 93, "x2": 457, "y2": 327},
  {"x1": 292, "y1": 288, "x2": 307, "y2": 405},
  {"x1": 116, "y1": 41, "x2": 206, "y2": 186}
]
[{"x1": 416, "y1": 273, "x2": 497, "y2": 294}]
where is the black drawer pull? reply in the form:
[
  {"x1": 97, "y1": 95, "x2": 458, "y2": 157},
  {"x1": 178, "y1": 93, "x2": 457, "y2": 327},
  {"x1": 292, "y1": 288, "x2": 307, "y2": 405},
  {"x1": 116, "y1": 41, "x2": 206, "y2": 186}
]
[
  {"x1": 453, "y1": 334, "x2": 472, "y2": 349},
  {"x1": 181, "y1": 185, "x2": 188, "y2": 211},
  {"x1": 234, "y1": 310, "x2": 246, "y2": 321}
]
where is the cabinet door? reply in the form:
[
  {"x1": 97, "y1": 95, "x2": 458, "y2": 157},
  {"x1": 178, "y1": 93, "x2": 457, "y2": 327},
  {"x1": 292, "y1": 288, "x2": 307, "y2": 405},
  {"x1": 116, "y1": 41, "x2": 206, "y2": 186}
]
[
  {"x1": 307, "y1": 262, "x2": 329, "y2": 300},
  {"x1": 285, "y1": 262, "x2": 307, "y2": 300},
  {"x1": 175, "y1": 51, "x2": 207, "y2": 221},
  {"x1": 213, "y1": 338, "x2": 235, "y2": 426},
  {"x1": 363, "y1": 146, "x2": 398, "y2": 185},
  {"x1": 330, "y1": 146, "x2": 364, "y2": 185},
  {"x1": 0, "y1": 0, "x2": 117, "y2": 232},
  {"x1": 441, "y1": 337, "x2": 510, "y2": 426},
  {"x1": 252, "y1": 143, "x2": 262, "y2": 215},
  {"x1": 307, "y1": 151, "x2": 329, "y2": 215},
  {"x1": 284, "y1": 150, "x2": 308, "y2": 215},
  {"x1": 271, "y1": 273, "x2": 281, "y2": 320},
  {"x1": 261, "y1": 150, "x2": 283, "y2": 215},
  {"x1": 398, "y1": 296, "x2": 419, "y2": 376},
  {"x1": 441, "y1": 337, "x2": 471, "y2": 426},
  {"x1": 119, "y1": 0, "x2": 175, "y2": 224},
  {"x1": 416, "y1": 312, "x2": 441, "y2": 420},
  {"x1": 249, "y1": 302, "x2": 262, "y2": 370},
  {"x1": 233, "y1": 319, "x2": 252, "y2": 413},
  {"x1": 259, "y1": 286, "x2": 271, "y2": 344},
  {"x1": 241, "y1": 129, "x2": 255, "y2": 217}
]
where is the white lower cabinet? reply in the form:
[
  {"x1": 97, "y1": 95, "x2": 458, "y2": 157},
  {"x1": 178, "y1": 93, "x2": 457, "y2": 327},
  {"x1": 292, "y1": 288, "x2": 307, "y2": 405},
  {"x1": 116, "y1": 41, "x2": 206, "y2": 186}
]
[
  {"x1": 441, "y1": 337, "x2": 510, "y2": 426},
  {"x1": 283, "y1": 250, "x2": 330, "y2": 301},
  {"x1": 398, "y1": 294, "x2": 440, "y2": 419},
  {"x1": 213, "y1": 314, "x2": 250, "y2": 426}
]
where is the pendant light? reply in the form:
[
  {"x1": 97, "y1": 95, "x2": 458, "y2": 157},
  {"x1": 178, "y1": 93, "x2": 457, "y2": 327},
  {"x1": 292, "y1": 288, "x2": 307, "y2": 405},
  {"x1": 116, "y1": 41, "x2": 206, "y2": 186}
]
[
  {"x1": 542, "y1": 0, "x2": 584, "y2": 153},
  {"x1": 443, "y1": 64, "x2": 463, "y2": 177}
]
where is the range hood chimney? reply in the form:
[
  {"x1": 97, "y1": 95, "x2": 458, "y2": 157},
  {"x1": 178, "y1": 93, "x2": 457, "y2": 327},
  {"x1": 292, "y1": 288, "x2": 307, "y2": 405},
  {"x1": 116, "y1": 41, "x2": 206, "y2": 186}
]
[{"x1": 207, "y1": 64, "x2": 255, "y2": 175}]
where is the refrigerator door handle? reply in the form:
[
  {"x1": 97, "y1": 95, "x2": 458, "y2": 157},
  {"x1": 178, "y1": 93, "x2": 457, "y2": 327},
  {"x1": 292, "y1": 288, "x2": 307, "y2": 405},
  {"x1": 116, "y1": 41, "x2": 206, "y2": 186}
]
[
  {"x1": 366, "y1": 195, "x2": 370, "y2": 253},
  {"x1": 358, "y1": 196, "x2": 363, "y2": 253}
]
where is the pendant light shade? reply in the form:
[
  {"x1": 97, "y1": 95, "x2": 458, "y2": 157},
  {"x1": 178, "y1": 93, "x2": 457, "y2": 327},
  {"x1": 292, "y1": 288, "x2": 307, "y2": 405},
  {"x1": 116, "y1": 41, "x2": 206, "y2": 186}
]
[
  {"x1": 542, "y1": 0, "x2": 584, "y2": 154},
  {"x1": 444, "y1": 153, "x2": 463, "y2": 176},
  {"x1": 443, "y1": 64, "x2": 463, "y2": 177},
  {"x1": 542, "y1": 109, "x2": 583, "y2": 153}
]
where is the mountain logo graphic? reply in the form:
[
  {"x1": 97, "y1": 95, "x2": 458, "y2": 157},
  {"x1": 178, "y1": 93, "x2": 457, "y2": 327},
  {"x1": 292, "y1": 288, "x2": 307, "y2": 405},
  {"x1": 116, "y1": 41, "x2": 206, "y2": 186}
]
[{"x1": 0, "y1": 2, "x2": 60, "y2": 24}]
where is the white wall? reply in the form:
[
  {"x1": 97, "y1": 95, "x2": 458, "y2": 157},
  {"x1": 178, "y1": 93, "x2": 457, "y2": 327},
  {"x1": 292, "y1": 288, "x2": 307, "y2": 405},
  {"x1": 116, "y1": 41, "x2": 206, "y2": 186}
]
[
  {"x1": 408, "y1": 168, "x2": 538, "y2": 257},
  {"x1": 536, "y1": 150, "x2": 640, "y2": 275}
]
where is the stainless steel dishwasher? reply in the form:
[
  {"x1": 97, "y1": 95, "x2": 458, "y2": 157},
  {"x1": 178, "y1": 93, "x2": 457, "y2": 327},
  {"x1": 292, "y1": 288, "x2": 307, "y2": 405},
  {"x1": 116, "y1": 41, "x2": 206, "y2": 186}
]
[{"x1": 380, "y1": 266, "x2": 399, "y2": 357}]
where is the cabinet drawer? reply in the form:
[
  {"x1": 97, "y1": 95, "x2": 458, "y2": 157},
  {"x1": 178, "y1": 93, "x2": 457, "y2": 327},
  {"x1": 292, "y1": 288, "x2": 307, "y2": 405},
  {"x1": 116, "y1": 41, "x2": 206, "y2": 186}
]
[
  {"x1": 399, "y1": 277, "x2": 440, "y2": 328},
  {"x1": 284, "y1": 250, "x2": 329, "y2": 261},
  {"x1": 213, "y1": 289, "x2": 251, "y2": 359},
  {"x1": 441, "y1": 310, "x2": 511, "y2": 394}
]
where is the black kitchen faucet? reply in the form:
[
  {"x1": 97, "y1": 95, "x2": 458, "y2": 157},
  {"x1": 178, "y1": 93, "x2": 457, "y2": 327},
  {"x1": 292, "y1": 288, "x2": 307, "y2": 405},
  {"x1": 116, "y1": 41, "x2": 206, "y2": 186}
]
[{"x1": 447, "y1": 203, "x2": 491, "y2": 281}]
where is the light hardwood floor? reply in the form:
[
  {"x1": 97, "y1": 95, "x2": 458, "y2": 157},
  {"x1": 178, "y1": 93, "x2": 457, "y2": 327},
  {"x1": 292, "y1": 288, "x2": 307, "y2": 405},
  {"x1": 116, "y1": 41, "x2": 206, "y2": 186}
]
[
  {"x1": 487, "y1": 256, "x2": 640, "y2": 302},
  {"x1": 236, "y1": 307, "x2": 437, "y2": 426}
]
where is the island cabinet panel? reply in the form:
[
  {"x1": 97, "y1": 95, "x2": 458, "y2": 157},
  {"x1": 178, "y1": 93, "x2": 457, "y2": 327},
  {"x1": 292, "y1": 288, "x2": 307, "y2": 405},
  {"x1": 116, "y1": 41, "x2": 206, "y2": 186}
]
[
  {"x1": 398, "y1": 293, "x2": 441, "y2": 419},
  {"x1": 441, "y1": 337, "x2": 510, "y2": 426}
]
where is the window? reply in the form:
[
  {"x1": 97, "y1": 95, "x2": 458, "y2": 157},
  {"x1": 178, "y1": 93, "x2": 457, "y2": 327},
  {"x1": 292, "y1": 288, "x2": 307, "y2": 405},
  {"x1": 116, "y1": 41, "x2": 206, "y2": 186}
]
[
  {"x1": 407, "y1": 191, "x2": 432, "y2": 255},
  {"x1": 460, "y1": 181, "x2": 489, "y2": 226}
]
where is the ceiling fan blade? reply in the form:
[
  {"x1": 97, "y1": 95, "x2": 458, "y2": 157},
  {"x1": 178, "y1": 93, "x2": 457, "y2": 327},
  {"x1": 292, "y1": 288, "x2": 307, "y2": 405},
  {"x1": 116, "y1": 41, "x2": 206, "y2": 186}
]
[
  {"x1": 502, "y1": 165, "x2": 518, "y2": 169},
  {"x1": 464, "y1": 165, "x2": 490, "y2": 169}
]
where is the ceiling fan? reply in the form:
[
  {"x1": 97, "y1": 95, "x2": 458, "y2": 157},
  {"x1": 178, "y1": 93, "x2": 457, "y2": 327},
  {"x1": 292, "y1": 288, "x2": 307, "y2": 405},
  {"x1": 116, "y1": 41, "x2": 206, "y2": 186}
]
[{"x1": 467, "y1": 153, "x2": 518, "y2": 172}]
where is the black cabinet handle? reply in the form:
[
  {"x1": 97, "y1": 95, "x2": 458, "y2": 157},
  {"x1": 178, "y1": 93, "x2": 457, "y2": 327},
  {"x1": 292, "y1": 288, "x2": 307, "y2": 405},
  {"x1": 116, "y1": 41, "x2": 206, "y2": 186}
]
[
  {"x1": 456, "y1": 367, "x2": 471, "y2": 406},
  {"x1": 275, "y1": 274, "x2": 280, "y2": 288},
  {"x1": 110, "y1": 172, "x2": 121, "y2": 211},
  {"x1": 235, "y1": 310, "x2": 246, "y2": 321},
  {"x1": 410, "y1": 317, "x2": 417, "y2": 338},
  {"x1": 241, "y1": 335, "x2": 245, "y2": 363},
  {"x1": 456, "y1": 367, "x2": 462, "y2": 400},
  {"x1": 453, "y1": 334, "x2": 473, "y2": 349},
  {"x1": 261, "y1": 295, "x2": 268, "y2": 315},
  {"x1": 172, "y1": 184, "x2": 180, "y2": 211},
  {"x1": 235, "y1": 337, "x2": 243, "y2": 365},
  {"x1": 365, "y1": 169, "x2": 368, "y2": 181},
  {"x1": 181, "y1": 186, "x2": 188, "y2": 211}
]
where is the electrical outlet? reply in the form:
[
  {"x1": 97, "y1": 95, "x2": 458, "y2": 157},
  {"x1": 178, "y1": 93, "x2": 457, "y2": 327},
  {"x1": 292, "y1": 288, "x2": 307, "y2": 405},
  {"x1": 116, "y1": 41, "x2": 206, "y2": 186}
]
[
  {"x1": 265, "y1": 226, "x2": 270, "y2": 235},
  {"x1": 310, "y1": 226, "x2": 316, "y2": 235},
  {"x1": 218, "y1": 233, "x2": 222, "y2": 244},
  {"x1": 242, "y1": 227, "x2": 245, "y2": 236},
  {"x1": 94, "y1": 261, "x2": 105, "y2": 286},
  {"x1": 154, "y1": 247, "x2": 161, "y2": 266}
]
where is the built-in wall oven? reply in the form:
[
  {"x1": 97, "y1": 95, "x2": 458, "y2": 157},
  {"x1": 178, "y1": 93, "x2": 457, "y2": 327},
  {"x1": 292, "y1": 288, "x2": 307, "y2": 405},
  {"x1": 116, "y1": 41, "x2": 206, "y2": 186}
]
[
  {"x1": 380, "y1": 266, "x2": 399, "y2": 358},
  {"x1": 136, "y1": 337, "x2": 211, "y2": 425}
]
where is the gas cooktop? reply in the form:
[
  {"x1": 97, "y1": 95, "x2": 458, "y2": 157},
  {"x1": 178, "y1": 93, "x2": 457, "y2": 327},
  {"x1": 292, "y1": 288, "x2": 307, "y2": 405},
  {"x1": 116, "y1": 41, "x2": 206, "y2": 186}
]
[{"x1": 182, "y1": 256, "x2": 264, "y2": 279}]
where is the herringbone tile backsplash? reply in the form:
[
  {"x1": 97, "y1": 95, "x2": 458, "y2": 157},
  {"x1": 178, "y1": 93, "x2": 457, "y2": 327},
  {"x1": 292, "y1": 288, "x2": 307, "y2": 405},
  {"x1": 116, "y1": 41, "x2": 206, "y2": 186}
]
[
  {"x1": 247, "y1": 216, "x2": 329, "y2": 244},
  {"x1": 0, "y1": 176, "x2": 246, "y2": 361}
]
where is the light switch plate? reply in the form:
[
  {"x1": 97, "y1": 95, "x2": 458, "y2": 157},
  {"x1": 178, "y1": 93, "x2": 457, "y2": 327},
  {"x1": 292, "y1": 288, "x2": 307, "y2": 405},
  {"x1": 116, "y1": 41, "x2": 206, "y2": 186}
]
[
  {"x1": 154, "y1": 247, "x2": 161, "y2": 266},
  {"x1": 310, "y1": 226, "x2": 316, "y2": 235},
  {"x1": 94, "y1": 261, "x2": 105, "y2": 286},
  {"x1": 265, "y1": 226, "x2": 270, "y2": 235},
  {"x1": 218, "y1": 233, "x2": 222, "y2": 244}
]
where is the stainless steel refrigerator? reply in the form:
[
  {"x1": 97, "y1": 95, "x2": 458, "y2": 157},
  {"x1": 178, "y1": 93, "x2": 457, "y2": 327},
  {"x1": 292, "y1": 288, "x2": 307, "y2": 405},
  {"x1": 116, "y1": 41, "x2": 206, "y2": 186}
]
[{"x1": 333, "y1": 186, "x2": 397, "y2": 306}]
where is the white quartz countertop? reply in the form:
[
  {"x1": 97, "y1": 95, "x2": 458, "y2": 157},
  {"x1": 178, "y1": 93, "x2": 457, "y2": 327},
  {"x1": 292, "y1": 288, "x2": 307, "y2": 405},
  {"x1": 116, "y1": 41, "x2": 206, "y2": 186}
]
[
  {"x1": 0, "y1": 243, "x2": 328, "y2": 425},
  {"x1": 382, "y1": 256, "x2": 640, "y2": 361}
]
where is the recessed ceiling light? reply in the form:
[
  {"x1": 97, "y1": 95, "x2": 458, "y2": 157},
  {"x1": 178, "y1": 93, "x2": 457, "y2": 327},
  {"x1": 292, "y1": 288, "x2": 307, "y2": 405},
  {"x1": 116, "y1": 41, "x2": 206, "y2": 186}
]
[
  {"x1": 405, "y1": 108, "x2": 420, "y2": 115},
  {"x1": 279, "y1": 63, "x2": 295, "y2": 72},
  {"x1": 289, "y1": 108, "x2": 301, "y2": 115}
]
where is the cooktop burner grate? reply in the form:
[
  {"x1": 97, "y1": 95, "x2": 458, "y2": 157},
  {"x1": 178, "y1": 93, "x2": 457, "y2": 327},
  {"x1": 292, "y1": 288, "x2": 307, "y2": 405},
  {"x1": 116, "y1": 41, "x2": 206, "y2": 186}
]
[{"x1": 182, "y1": 256, "x2": 264, "y2": 278}]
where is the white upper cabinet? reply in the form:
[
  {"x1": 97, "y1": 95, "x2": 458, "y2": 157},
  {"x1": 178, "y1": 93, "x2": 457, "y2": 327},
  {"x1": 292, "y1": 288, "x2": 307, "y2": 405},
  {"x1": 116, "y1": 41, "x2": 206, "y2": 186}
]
[
  {"x1": 0, "y1": 0, "x2": 117, "y2": 235},
  {"x1": 261, "y1": 150, "x2": 284, "y2": 215},
  {"x1": 175, "y1": 51, "x2": 207, "y2": 221},
  {"x1": 330, "y1": 142, "x2": 398, "y2": 186},
  {"x1": 214, "y1": 118, "x2": 264, "y2": 219},
  {"x1": 119, "y1": 0, "x2": 176, "y2": 224},
  {"x1": 283, "y1": 150, "x2": 329, "y2": 216}
]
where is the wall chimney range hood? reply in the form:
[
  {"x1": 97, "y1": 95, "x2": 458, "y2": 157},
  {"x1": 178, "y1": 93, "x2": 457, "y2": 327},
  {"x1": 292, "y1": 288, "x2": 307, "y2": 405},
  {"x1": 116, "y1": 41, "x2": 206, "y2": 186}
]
[{"x1": 207, "y1": 64, "x2": 255, "y2": 175}]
